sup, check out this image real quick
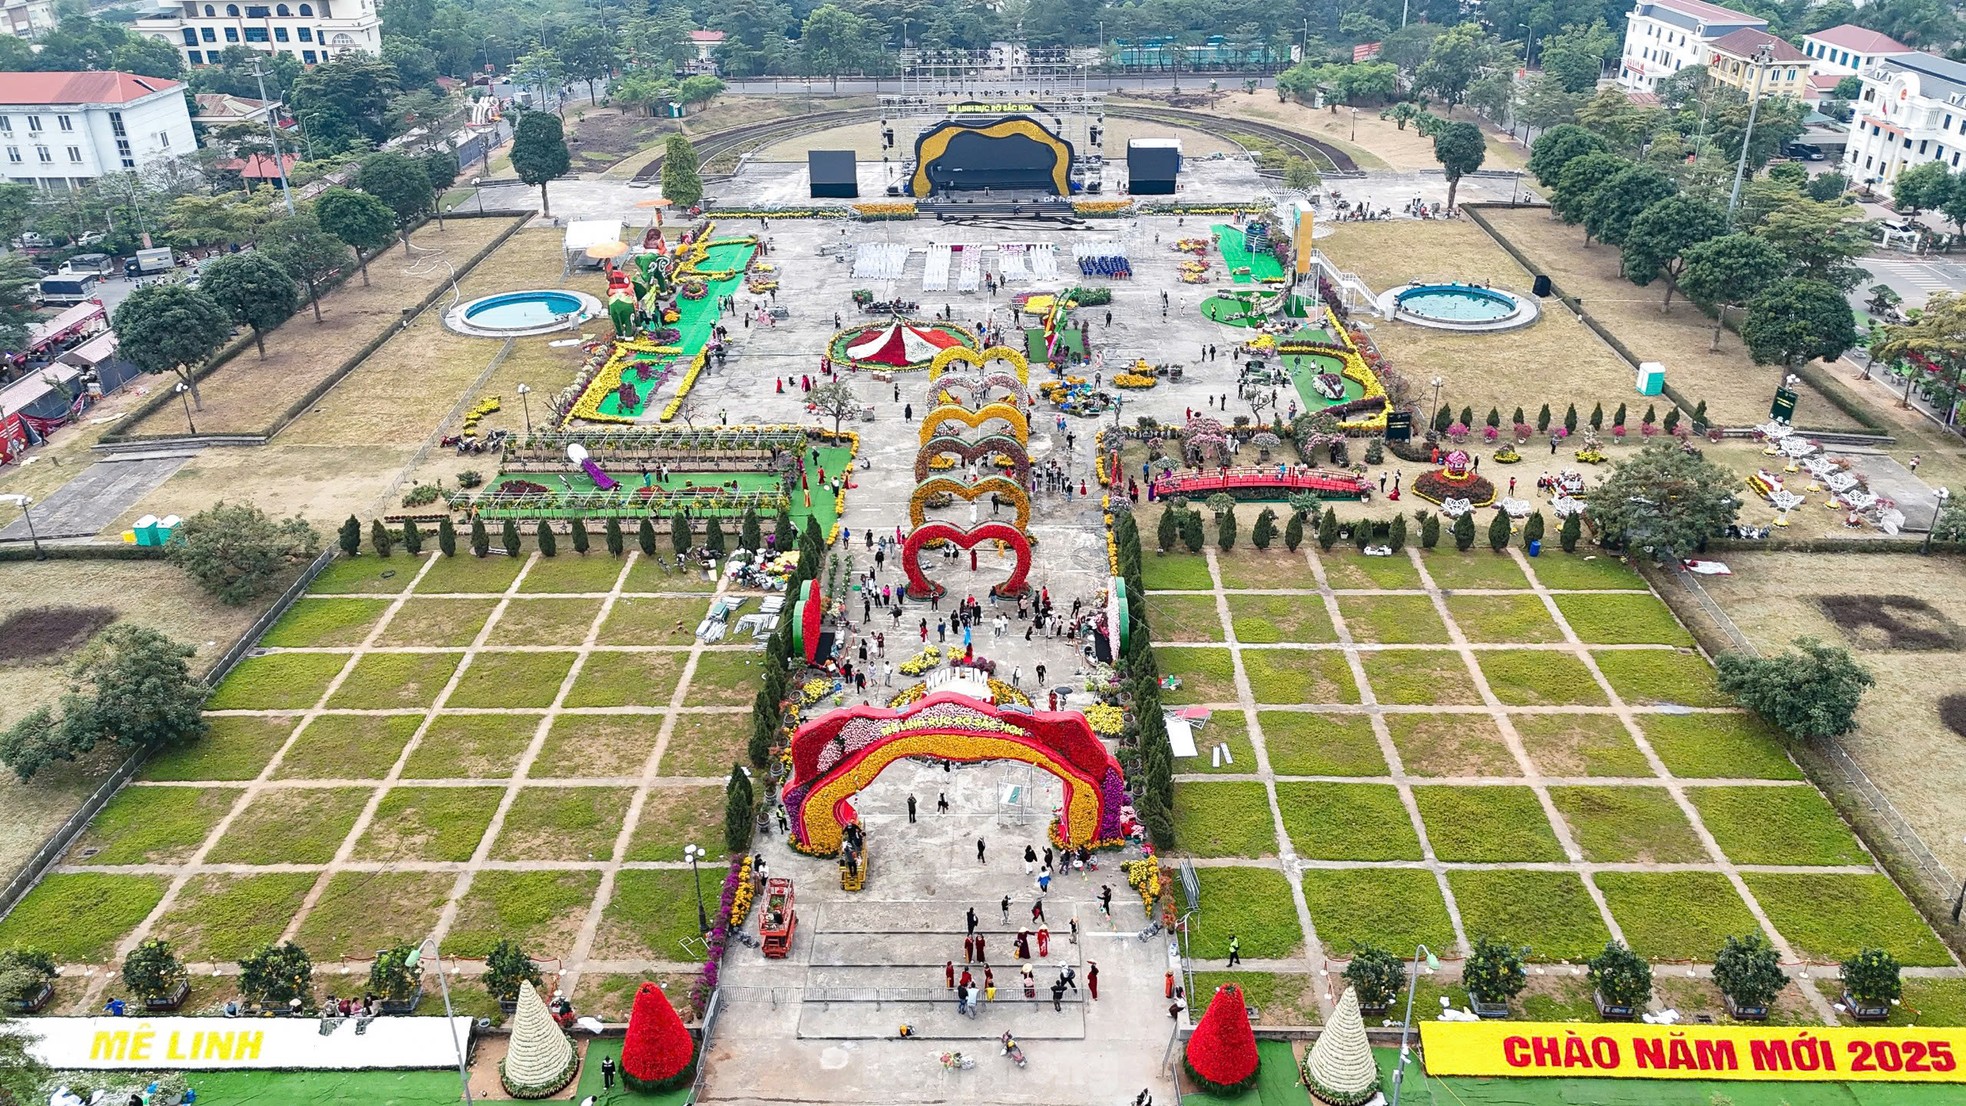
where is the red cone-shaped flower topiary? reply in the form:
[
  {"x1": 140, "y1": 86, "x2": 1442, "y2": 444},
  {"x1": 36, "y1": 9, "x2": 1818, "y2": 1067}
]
[
  {"x1": 1184, "y1": 982, "x2": 1260, "y2": 1093},
  {"x1": 621, "y1": 981, "x2": 697, "y2": 1092}
]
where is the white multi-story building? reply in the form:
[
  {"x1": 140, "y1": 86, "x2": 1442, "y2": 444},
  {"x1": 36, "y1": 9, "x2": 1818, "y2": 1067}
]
[
  {"x1": 0, "y1": 0, "x2": 57, "y2": 40},
  {"x1": 1845, "y1": 51, "x2": 1966, "y2": 185},
  {"x1": 134, "y1": 0, "x2": 382, "y2": 68},
  {"x1": 1801, "y1": 23, "x2": 1911, "y2": 106},
  {"x1": 1618, "y1": 0, "x2": 1768, "y2": 92},
  {"x1": 0, "y1": 72, "x2": 197, "y2": 190}
]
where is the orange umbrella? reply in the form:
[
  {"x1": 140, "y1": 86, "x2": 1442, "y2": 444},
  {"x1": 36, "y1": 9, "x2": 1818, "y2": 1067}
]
[
  {"x1": 585, "y1": 241, "x2": 628, "y2": 260},
  {"x1": 635, "y1": 198, "x2": 675, "y2": 208}
]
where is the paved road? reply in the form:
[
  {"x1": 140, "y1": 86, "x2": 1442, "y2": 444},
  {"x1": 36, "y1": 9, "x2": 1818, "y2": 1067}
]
[{"x1": 0, "y1": 455, "x2": 188, "y2": 541}]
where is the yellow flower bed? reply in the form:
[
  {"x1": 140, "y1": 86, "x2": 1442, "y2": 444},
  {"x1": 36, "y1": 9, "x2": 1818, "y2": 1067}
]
[
  {"x1": 1576, "y1": 447, "x2": 1608, "y2": 464},
  {"x1": 987, "y1": 678, "x2": 1033, "y2": 707},
  {"x1": 731, "y1": 856, "x2": 756, "y2": 925},
  {"x1": 1071, "y1": 199, "x2": 1135, "y2": 215},
  {"x1": 1122, "y1": 858, "x2": 1162, "y2": 909},
  {"x1": 1084, "y1": 703, "x2": 1123, "y2": 735},
  {"x1": 851, "y1": 201, "x2": 918, "y2": 218},
  {"x1": 570, "y1": 341, "x2": 684, "y2": 424},
  {"x1": 928, "y1": 454, "x2": 957, "y2": 470},
  {"x1": 1112, "y1": 372, "x2": 1156, "y2": 389},
  {"x1": 899, "y1": 646, "x2": 942, "y2": 676},
  {"x1": 658, "y1": 349, "x2": 710, "y2": 421},
  {"x1": 801, "y1": 678, "x2": 836, "y2": 706}
]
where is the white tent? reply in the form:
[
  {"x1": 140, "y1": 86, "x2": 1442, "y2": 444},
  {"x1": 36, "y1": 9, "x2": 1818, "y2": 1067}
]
[{"x1": 562, "y1": 220, "x2": 624, "y2": 268}]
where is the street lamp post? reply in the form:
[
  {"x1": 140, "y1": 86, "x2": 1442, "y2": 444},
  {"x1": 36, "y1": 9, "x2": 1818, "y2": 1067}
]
[
  {"x1": 473, "y1": 177, "x2": 485, "y2": 215},
  {"x1": 684, "y1": 843, "x2": 711, "y2": 933},
  {"x1": 1429, "y1": 375, "x2": 1444, "y2": 427},
  {"x1": 1727, "y1": 45, "x2": 1775, "y2": 220},
  {"x1": 1389, "y1": 944, "x2": 1442, "y2": 1106},
  {"x1": 175, "y1": 381, "x2": 196, "y2": 435},
  {"x1": 401, "y1": 940, "x2": 472, "y2": 1104},
  {"x1": 516, "y1": 383, "x2": 533, "y2": 436},
  {"x1": 0, "y1": 494, "x2": 41, "y2": 559}
]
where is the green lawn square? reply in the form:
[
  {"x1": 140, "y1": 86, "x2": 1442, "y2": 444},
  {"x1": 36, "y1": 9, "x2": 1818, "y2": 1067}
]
[
  {"x1": 293, "y1": 871, "x2": 455, "y2": 959},
  {"x1": 352, "y1": 786, "x2": 503, "y2": 861},
  {"x1": 1142, "y1": 555, "x2": 1215, "y2": 591},
  {"x1": 622, "y1": 555, "x2": 720, "y2": 593},
  {"x1": 1742, "y1": 873, "x2": 1952, "y2": 965},
  {"x1": 1640, "y1": 713, "x2": 1800, "y2": 779},
  {"x1": 1386, "y1": 714, "x2": 1521, "y2": 777},
  {"x1": 1145, "y1": 593, "x2": 1228, "y2": 643},
  {"x1": 1170, "y1": 781, "x2": 1278, "y2": 857},
  {"x1": 400, "y1": 712, "x2": 541, "y2": 778},
  {"x1": 1319, "y1": 550, "x2": 1422, "y2": 590},
  {"x1": 1275, "y1": 782, "x2": 1421, "y2": 860},
  {"x1": 593, "y1": 869, "x2": 714, "y2": 961},
  {"x1": 1157, "y1": 646, "x2": 1238, "y2": 705},
  {"x1": 1226, "y1": 593, "x2": 1337, "y2": 644},
  {"x1": 1243, "y1": 648, "x2": 1358, "y2": 704},
  {"x1": 517, "y1": 553, "x2": 628, "y2": 594},
  {"x1": 1548, "y1": 786, "x2": 1706, "y2": 862},
  {"x1": 444, "y1": 869, "x2": 602, "y2": 958},
  {"x1": 1478, "y1": 650, "x2": 1608, "y2": 706},
  {"x1": 307, "y1": 554, "x2": 419, "y2": 595},
  {"x1": 598, "y1": 596, "x2": 718, "y2": 645},
  {"x1": 1525, "y1": 552, "x2": 1646, "y2": 591},
  {"x1": 275, "y1": 713, "x2": 421, "y2": 779},
  {"x1": 1510, "y1": 713, "x2": 1654, "y2": 777},
  {"x1": 1553, "y1": 593, "x2": 1693, "y2": 645},
  {"x1": 205, "y1": 786, "x2": 371, "y2": 864},
  {"x1": 372, "y1": 597, "x2": 500, "y2": 648},
  {"x1": 564, "y1": 650, "x2": 688, "y2": 708},
  {"x1": 685, "y1": 650, "x2": 769, "y2": 707},
  {"x1": 416, "y1": 552, "x2": 527, "y2": 594},
  {"x1": 492, "y1": 786, "x2": 634, "y2": 862},
  {"x1": 1303, "y1": 868, "x2": 1455, "y2": 955},
  {"x1": 535, "y1": 714, "x2": 661, "y2": 778},
  {"x1": 1359, "y1": 650, "x2": 1481, "y2": 706},
  {"x1": 1594, "y1": 871, "x2": 1762, "y2": 960},
  {"x1": 1445, "y1": 595, "x2": 1565, "y2": 643},
  {"x1": 259, "y1": 598, "x2": 391, "y2": 648},
  {"x1": 659, "y1": 712, "x2": 749, "y2": 777},
  {"x1": 485, "y1": 597, "x2": 606, "y2": 645},
  {"x1": 1215, "y1": 550, "x2": 1316, "y2": 590},
  {"x1": 1188, "y1": 971, "x2": 1319, "y2": 1026},
  {"x1": 68, "y1": 786, "x2": 235, "y2": 866},
  {"x1": 143, "y1": 715, "x2": 298, "y2": 782},
  {"x1": 1185, "y1": 866, "x2": 1303, "y2": 959},
  {"x1": 1414, "y1": 786, "x2": 1565, "y2": 862},
  {"x1": 1447, "y1": 870, "x2": 1612, "y2": 961},
  {"x1": 206, "y1": 652, "x2": 347, "y2": 711},
  {"x1": 1421, "y1": 552, "x2": 1529, "y2": 590},
  {"x1": 150, "y1": 872, "x2": 319, "y2": 961},
  {"x1": 1180, "y1": 711, "x2": 1259, "y2": 775},
  {"x1": 447, "y1": 650, "x2": 580, "y2": 709},
  {"x1": 1690, "y1": 785, "x2": 1869, "y2": 866},
  {"x1": 1337, "y1": 594, "x2": 1449, "y2": 644},
  {"x1": 1260, "y1": 712, "x2": 1386, "y2": 776},
  {"x1": 1593, "y1": 648, "x2": 1730, "y2": 706},
  {"x1": 325, "y1": 651, "x2": 462, "y2": 709},
  {"x1": 624, "y1": 784, "x2": 727, "y2": 861},
  {"x1": 0, "y1": 873, "x2": 168, "y2": 961}
]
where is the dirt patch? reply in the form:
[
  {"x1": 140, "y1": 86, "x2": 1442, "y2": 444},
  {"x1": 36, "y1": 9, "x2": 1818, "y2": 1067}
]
[
  {"x1": 1940, "y1": 694, "x2": 1966, "y2": 741},
  {"x1": 0, "y1": 605, "x2": 117, "y2": 664},
  {"x1": 1818, "y1": 594, "x2": 1963, "y2": 651}
]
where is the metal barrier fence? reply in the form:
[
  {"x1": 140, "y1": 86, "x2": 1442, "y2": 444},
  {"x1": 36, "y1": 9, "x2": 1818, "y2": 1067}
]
[{"x1": 687, "y1": 986, "x2": 723, "y2": 1104}]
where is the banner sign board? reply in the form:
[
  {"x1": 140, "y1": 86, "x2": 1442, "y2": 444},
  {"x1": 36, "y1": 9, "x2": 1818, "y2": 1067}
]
[
  {"x1": 24, "y1": 1016, "x2": 473, "y2": 1070},
  {"x1": 1421, "y1": 1022, "x2": 1966, "y2": 1083}
]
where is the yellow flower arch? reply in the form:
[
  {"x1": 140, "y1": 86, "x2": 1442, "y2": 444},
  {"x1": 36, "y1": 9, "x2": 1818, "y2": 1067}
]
[
  {"x1": 930, "y1": 344, "x2": 1030, "y2": 384},
  {"x1": 919, "y1": 402, "x2": 1028, "y2": 446},
  {"x1": 909, "y1": 475, "x2": 1031, "y2": 531}
]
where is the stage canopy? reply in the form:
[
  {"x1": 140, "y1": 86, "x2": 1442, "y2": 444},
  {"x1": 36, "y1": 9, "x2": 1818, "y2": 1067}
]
[{"x1": 845, "y1": 323, "x2": 965, "y2": 366}]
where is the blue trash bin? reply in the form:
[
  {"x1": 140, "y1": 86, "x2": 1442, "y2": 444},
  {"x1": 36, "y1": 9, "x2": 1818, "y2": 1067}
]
[{"x1": 1528, "y1": 539, "x2": 1542, "y2": 556}]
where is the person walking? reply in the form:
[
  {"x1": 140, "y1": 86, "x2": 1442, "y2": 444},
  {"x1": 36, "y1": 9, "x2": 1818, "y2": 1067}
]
[
  {"x1": 939, "y1": 793, "x2": 951, "y2": 815},
  {"x1": 976, "y1": 838, "x2": 986, "y2": 864},
  {"x1": 1022, "y1": 964, "x2": 1037, "y2": 998},
  {"x1": 984, "y1": 966, "x2": 996, "y2": 1004},
  {"x1": 1227, "y1": 935, "x2": 1242, "y2": 967},
  {"x1": 1000, "y1": 893, "x2": 1011, "y2": 922},
  {"x1": 1069, "y1": 916, "x2": 1080, "y2": 945},
  {"x1": 907, "y1": 794, "x2": 917, "y2": 823},
  {"x1": 963, "y1": 934, "x2": 976, "y2": 963},
  {"x1": 1037, "y1": 865, "x2": 1051, "y2": 894},
  {"x1": 1015, "y1": 928, "x2": 1031, "y2": 959},
  {"x1": 1023, "y1": 845, "x2": 1037, "y2": 875},
  {"x1": 1032, "y1": 899, "x2": 1046, "y2": 923},
  {"x1": 975, "y1": 933, "x2": 987, "y2": 962},
  {"x1": 1051, "y1": 978, "x2": 1066, "y2": 1012},
  {"x1": 1099, "y1": 884, "x2": 1114, "y2": 916},
  {"x1": 966, "y1": 907, "x2": 978, "y2": 936},
  {"x1": 1037, "y1": 924, "x2": 1050, "y2": 957},
  {"x1": 1060, "y1": 964, "x2": 1078, "y2": 994},
  {"x1": 945, "y1": 961, "x2": 956, "y2": 989}
]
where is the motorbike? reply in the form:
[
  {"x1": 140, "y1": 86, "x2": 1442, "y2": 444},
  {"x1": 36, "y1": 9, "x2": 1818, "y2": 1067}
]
[{"x1": 1000, "y1": 1032, "x2": 1027, "y2": 1069}]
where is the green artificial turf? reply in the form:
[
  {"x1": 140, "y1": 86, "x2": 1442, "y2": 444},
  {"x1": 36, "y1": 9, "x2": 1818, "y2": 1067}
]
[
  {"x1": 446, "y1": 650, "x2": 580, "y2": 709},
  {"x1": 1275, "y1": 782, "x2": 1421, "y2": 860},
  {"x1": 1303, "y1": 868, "x2": 1456, "y2": 954},
  {"x1": 624, "y1": 784, "x2": 727, "y2": 861},
  {"x1": 275, "y1": 713, "x2": 421, "y2": 779},
  {"x1": 1640, "y1": 712, "x2": 1800, "y2": 779},
  {"x1": 1477, "y1": 650, "x2": 1609, "y2": 706},
  {"x1": 151, "y1": 872, "x2": 319, "y2": 961},
  {"x1": 371, "y1": 597, "x2": 499, "y2": 647},
  {"x1": 1337, "y1": 594, "x2": 1450, "y2": 644},
  {"x1": 1259, "y1": 712, "x2": 1386, "y2": 776},
  {"x1": 1242, "y1": 647, "x2": 1358, "y2": 704},
  {"x1": 1691, "y1": 785, "x2": 1870, "y2": 866},
  {"x1": 143, "y1": 715, "x2": 299, "y2": 781},
  {"x1": 1413, "y1": 786, "x2": 1565, "y2": 862},
  {"x1": 1593, "y1": 648, "x2": 1731, "y2": 706},
  {"x1": 1358, "y1": 650, "x2": 1482, "y2": 706},
  {"x1": 1553, "y1": 593, "x2": 1694, "y2": 645},
  {"x1": 1142, "y1": 554, "x2": 1216, "y2": 591},
  {"x1": 1448, "y1": 869, "x2": 1613, "y2": 961},
  {"x1": 205, "y1": 652, "x2": 348, "y2": 711},
  {"x1": 1549, "y1": 786, "x2": 1706, "y2": 862},
  {"x1": 1422, "y1": 552, "x2": 1529, "y2": 590},
  {"x1": 0, "y1": 873, "x2": 169, "y2": 961},
  {"x1": 1445, "y1": 594, "x2": 1565, "y2": 643},
  {"x1": 1146, "y1": 592, "x2": 1229, "y2": 642},
  {"x1": 69, "y1": 785, "x2": 235, "y2": 866},
  {"x1": 1172, "y1": 781, "x2": 1280, "y2": 858},
  {"x1": 1743, "y1": 873, "x2": 1953, "y2": 965},
  {"x1": 563, "y1": 649, "x2": 687, "y2": 708},
  {"x1": 491, "y1": 786, "x2": 634, "y2": 862},
  {"x1": 1385, "y1": 714, "x2": 1521, "y2": 777},
  {"x1": 1226, "y1": 592, "x2": 1337, "y2": 644},
  {"x1": 1524, "y1": 552, "x2": 1647, "y2": 590},
  {"x1": 1157, "y1": 646, "x2": 1239, "y2": 704},
  {"x1": 259, "y1": 598, "x2": 391, "y2": 648},
  {"x1": 1186, "y1": 866, "x2": 1303, "y2": 959},
  {"x1": 399, "y1": 712, "x2": 541, "y2": 778},
  {"x1": 205, "y1": 787, "x2": 370, "y2": 865},
  {"x1": 1509, "y1": 713, "x2": 1653, "y2": 777},
  {"x1": 325, "y1": 651, "x2": 462, "y2": 709},
  {"x1": 353, "y1": 786, "x2": 503, "y2": 861},
  {"x1": 1593, "y1": 871, "x2": 1762, "y2": 960},
  {"x1": 444, "y1": 869, "x2": 602, "y2": 958}
]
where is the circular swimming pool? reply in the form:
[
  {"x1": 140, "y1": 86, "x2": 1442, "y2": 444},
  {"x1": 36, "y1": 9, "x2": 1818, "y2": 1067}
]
[
  {"x1": 444, "y1": 289, "x2": 603, "y2": 337},
  {"x1": 1376, "y1": 282, "x2": 1539, "y2": 332}
]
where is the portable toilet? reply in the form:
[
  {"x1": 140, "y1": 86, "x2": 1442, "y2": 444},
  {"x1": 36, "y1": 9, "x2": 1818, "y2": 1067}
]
[
  {"x1": 157, "y1": 515, "x2": 181, "y2": 544},
  {"x1": 1636, "y1": 362, "x2": 1665, "y2": 396},
  {"x1": 132, "y1": 514, "x2": 161, "y2": 547}
]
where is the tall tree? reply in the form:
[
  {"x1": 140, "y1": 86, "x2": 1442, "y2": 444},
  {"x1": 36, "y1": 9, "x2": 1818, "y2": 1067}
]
[
  {"x1": 1621, "y1": 195, "x2": 1727, "y2": 309},
  {"x1": 290, "y1": 55, "x2": 400, "y2": 153},
  {"x1": 1583, "y1": 163, "x2": 1676, "y2": 247},
  {"x1": 110, "y1": 283, "x2": 232, "y2": 409},
  {"x1": 1550, "y1": 151, "x2": 1630, "y2": 226},
  {"x1": 0, "y1": 253, "x2": 40, "y2": 352},
  {"x1": 1538, "y1": 21, "x2": 1616, "y2": 94},
  {"x1": 1716, "y1": 637, "x2": 1873, "y2": 742},
  {"x1": 261, "y1": 211, "x2": 352, "y2": 323},
  {"x1": 357, "y1": 151, "x2": 433, "y2": 252},
  {"x1": 314, "y1": 187, "x2": 398, "y2": 285},
  {"x1": 1432, "y1": 121, "x2": 1487, "y2": 210},
  {"x1": 511, "y1": 111, "x2": 572, "y2": 217},
  {"x1": 1742, "y1": 278, "x2": 1859, "y2": 380},
  {"x1": 1756, "y1": 193, "x2": 1873, "y2": 290},
  {"x1": 554, "y1": 24, "x2": 620, "y2": 103},
  {"x1": 800, "y1": 4, "x2": 881, "y2": 90},
  {"x1": 0, "y1": 625, "x2": 208, "y2": 782},
  {"x1": 1527, "y1": 123, "x2": 1608, "y2": 188},
  {"x1": 200, "y1": 253, "x2": 301, "y2": 359},
  {"x1": 1872, "y1": 292, "x2": 1966, "y2": 425},
  {"x1": 1678, "y1": 233, "x2": 1786, "y2": 350},
  {"x1": 1415, "y1": 23, "x2": 1493, "y2": 109},
  {"x1": 660, "y1": 133, "x2": 703, "y2": 207},
  {"x1": 1587, "y1": 439, "x2": 1739, "y2": 557}
]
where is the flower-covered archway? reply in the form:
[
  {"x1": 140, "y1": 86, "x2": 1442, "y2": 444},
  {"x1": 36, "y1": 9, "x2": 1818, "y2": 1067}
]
[
  {"x1": 930, "y1": 344, "x2": 1030, "y2": 384},
  {"x1": 902, "y1": 521, "x2": 1032, "y2": 599},
  {"x1": 909, "y1": 475, "x2": 1030, "y2": 531},
  {"x1": 928, "y1": 368, "x2": 1035, "y2": 409},
  {"x1": 913, "y1": 433, "x2": 1031, "y2": 485},
  {"x1": 920, "y1": 402, "x2": 1028, "y2": 446},
  {"x1": 782, "y1": 691, "x2": 1125, "y2": 854}
]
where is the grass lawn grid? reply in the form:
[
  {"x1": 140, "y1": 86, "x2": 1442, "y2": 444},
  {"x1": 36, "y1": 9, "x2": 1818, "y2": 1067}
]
[
  {"x1": 1336, "y1": 593, "x2": 1449, "y2": 644},
  {"x1": 684, "y1": 649, "x2": 770, "y2": 707},
  {"x1": 151, "y1": 872, "x2": 320, "y2": 961},
  {"x1": 292, "y1": 871, "x2": 458, "y2": 960},
  {"x1": 1358, "y1": 649, "x2": 1482, "y2": 706},
  {"x1": 483, "y1": 596, "x2": 607, "y2": 644},
  {"x1": 1384, "y1": 714, "x2": 1521, "y2": 778},
  {"x1": 1214, "y1": 550, "x2": 1317, "y2": 591},
  {"x1": 1509, "y1": 713, "x2": 1654, "y2": 777},
  {"x1": 1592, "y1": 871, "x2": 1763, "y2": 961},
  {"x1": 624, "y1": 784, "x2": 726, "y2": 861},
  {"x1": 415, "y1": 551, "x2": 527, "y2": 594},
  {"x1": 205, "y1": 651, "x2": 349, "y2": 711},
  {"x1": 515, "y1": 553, "x2": 630, "y2": 594},
  {"x1": 1142, "y1": 555, "x2": 1215, "y2": 592},
  {"x1": 1413, "y1": 785, "x2": 1565, "y2": 863},
  {"x1": 563, "y1": 649, "x2": 688, "y2": 708},
  {"x1": 1477, "y1": 649, "x2": 1609, "y2": 707},
  {"x1": 1225, "y1": 591, "x2": 1336, "y2": 644},
  {"x1": 1592, "y1": 648, "x2": 1731, "y2": 707},
  {"x1": 1185, "y1": 866, "x2": 1302, "y2": 959},
  {"x1": 1547, "y1": 786, "x2": 1706, "y2": 863},
  {"x1": 1522, "y1": 552, "x2": 1647, "y2": 591},
  {"x1": 307, "y1": 555, "x2": 419, "y2": 595},
  {"x1": 597, "y1": 595, "x2": 715, "y2": 644},
  {"x1": 400, "y1": 712, "x2": 543, "y2": 778},
  {"x1": 204, "y1": 787, "x2": 373, "y2": 865},
  {"x1": 1275, "y1": 782, "x2": 1421, "y2": 861},
  {"x1": 1157, "y1": 646, "x2": 1239, "y2": 705},
  {"x1": 352, "y1": 786, "x2": 504, "y2": 862},
  {"x1": 1445, "y1": 594, "x2": 1564, "y2": 643},
  {"x1": 1259, "y1": 711, "x2": 1387, "y2": 776},
  {"x1": 491, "y1": 786, "x2": 635, "y2": 862},
  {"x1": 68, "y1": 785, "x2": 236, "y2": 866},
  {"x1": 1241, "y1": 648, "x2": 1358, "y2": 705},
  {"x1": 1420, "y1": 552, "x2": 1529, "y2": 591},
  {"x1": 1177, "y1": 710, "x2": 1260, "y2": 776},
  {"x1": 1171, "y1": 780, "x2": 1278, "y2": 858},
  {"x1": 1741, "y1": 872, "x2": 1953, "y2": 965},
  {"x1": 1689, "y1": 785, "x2": 1871, "y2": 867},
  {"x1": 273, "y1": 712, "x2": 422, "y2": 779},
  {"x1": 443, "y1": 869, "x2": 603, "y2": 958},
  {"x1": 324, "y1": 651, "x2": 464, "y2": 710},
  {"x1": 445, "y1": 649, "x2": 581, "y2": 709},
  {"x1": 371, "y1": 596, "x2": 500, "y2": 647},
  {"x1": 1146, "y1": 592, "x2": 1229, "y2": 642},
  {"x1": 593, "y1": 868, "x2": 713, "y2": 961},
  {"x1": 258, "y1": 597, "x2": 393, "y2": 648},
  {"x1": 1189, "y1": 970, "x2": 1320, "y2": 1025},
  {"x1": 1447, "y1": 868, "x2": 1613, "y2": 962},
  {"x1": 657, "y1": 710, "x2": 750, "y2": 776},
  {"x1": 1320, "y1": 550, "x2": 1423, "y2": 590},
  {"x1": 0, "y1": 873, "x2": 170, "y2": 961},
  {"x1": 1302, "y1": 867, "x2": 1456, "y2": 955},
  {"x1": 142, "y1": 715, "x2": 300, "y2": 781},
  {"x1": 1639, "y1": 712, "x2": 1800, "y2": 779},
  {"x1": 1553, "y1": 592, "x2": 1694, "y2": 645},
  {"x1": 535, "y1": 713, "x2": 665, "y2": 778}
]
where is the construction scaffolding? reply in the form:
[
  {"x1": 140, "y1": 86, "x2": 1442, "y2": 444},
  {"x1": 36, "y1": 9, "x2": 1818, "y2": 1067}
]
[{"x1": 882, "y1": 49, "x2": 1106, "y2": 193}]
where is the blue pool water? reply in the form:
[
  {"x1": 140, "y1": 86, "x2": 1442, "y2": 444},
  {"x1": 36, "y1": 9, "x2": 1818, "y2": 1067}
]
[
  {"x1": 463, "y1": 290, "x2": 589, "y2": 329},
  {"x1": 1395, "y1": 284, "x2": 1517, "y2": 323}
]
